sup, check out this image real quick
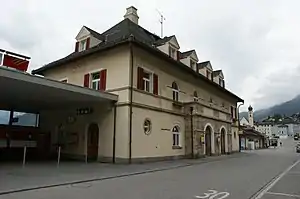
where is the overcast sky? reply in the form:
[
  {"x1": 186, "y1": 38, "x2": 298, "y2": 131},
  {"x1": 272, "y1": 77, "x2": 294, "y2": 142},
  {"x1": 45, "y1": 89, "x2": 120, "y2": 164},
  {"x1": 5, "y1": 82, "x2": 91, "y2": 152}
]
[{"x1": 1, "y1": 0, "x2": 300, "y2": 111}]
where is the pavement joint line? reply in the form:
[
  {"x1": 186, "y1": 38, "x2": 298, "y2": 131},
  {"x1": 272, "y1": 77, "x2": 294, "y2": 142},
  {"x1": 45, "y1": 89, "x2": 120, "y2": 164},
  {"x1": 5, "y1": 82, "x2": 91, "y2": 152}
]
[
  {"x1": 250, "y1": 159, "x2": 300, "y2": 199},
  {"x1": 0, "y1": 154, "x2": 244, "y2": 196},
  {"x1": 266, "y1": 192, "x2": 300, "y2": 198}
]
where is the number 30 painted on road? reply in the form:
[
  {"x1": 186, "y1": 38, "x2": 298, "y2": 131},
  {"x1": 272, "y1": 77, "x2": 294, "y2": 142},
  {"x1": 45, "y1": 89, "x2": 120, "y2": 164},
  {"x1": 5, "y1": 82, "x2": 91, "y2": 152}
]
[{"x1": 195, "y1": 189, "x2": 230, "y2": 199}]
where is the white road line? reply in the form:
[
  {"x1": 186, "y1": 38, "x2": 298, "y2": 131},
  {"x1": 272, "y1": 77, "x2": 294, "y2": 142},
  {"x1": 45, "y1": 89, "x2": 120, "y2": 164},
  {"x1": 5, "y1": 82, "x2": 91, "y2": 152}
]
[
  {"x1": 254, "y1": 159, "x2": 300, "y2": 199},
  {"x1": 266, "y1": 192, "x2": 300, "y2": 198}
]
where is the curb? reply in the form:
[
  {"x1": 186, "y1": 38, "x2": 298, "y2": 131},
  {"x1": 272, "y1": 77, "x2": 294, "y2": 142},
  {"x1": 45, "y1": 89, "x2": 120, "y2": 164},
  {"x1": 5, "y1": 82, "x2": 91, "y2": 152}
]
[{"x1": 0, "y1": 153, "x2": 247, "y2": 195}]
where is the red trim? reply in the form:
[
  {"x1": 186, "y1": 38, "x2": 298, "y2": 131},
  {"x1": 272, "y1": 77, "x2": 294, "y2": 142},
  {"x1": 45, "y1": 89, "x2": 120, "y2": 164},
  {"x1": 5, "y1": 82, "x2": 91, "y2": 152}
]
[
  {"x1": 86, "y1": 38, "x2": 90, "y2": 49},
  {"x1": 137, "y1": 67, "x2": 144, "y2": 90},
  {"x1": 84, "y1": 73, "x2": 90, "y2": 88},
  {"x1": 100, "y1": 69, "x2": 107, "y2": 91},
  {"x1": 75, "y1": 42, "x2": 79, "y2": 52},
  {"x1": 153, "y1": 73, "x2": 158, "y2": 95}
]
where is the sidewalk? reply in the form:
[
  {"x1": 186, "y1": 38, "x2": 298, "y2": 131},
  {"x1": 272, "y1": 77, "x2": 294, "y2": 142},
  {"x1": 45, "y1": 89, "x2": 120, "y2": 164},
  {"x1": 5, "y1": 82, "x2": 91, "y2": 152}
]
[{"x1": 0, "y1": 152, "x2": 250, "y2": 195}]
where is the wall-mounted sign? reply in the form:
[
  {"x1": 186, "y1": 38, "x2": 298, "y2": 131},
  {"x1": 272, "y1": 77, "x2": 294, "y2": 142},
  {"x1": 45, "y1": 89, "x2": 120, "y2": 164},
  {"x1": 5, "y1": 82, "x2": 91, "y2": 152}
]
[{"x1": 77, "y1": 107, "x2": 93, "y2": 115}]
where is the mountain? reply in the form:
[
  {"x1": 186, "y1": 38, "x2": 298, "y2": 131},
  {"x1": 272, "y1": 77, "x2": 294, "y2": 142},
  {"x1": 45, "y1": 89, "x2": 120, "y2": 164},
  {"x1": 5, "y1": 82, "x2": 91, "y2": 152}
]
[{"x1": 239, "y1": 95, "x2": 300, "y2": 121}]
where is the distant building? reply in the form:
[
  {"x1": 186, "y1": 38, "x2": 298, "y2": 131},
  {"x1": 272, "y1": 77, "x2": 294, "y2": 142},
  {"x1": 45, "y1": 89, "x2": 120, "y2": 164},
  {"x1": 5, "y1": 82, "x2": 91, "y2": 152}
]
[
  {"x1": 239, "y1": 105, "x2": 267, "y2": 150},
  {"x1": 240, "y1": 117, "x2": 249, "y2": 126}
]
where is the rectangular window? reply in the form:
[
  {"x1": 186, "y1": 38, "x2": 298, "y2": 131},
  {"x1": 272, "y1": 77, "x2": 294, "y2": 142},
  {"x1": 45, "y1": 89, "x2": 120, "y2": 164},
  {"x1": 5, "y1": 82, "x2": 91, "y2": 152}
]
[
  {"x1": 219, "y1": 78, "x2": 223, "y2": 86},
  {"x1": 206, "y1": 71, "x2": 211, "y2": 79},
  {"x1": 11, "y1": 111, "x2": 39, "y2": 127},
  {"x1": 0, "y1": 110, "x2": 10, "y2": 125},
  {"x1": 190, "y1": 60, "x2": 196, "y2": 70},
  {"x1": 143, "y1": 71, "x2": 152, "y2": 92},
  {"x1": 91, "y1": 72, "x2": 100, "y2": 90},
  {"x1": 169, "y1": 46, "x2": 176, "y2": 59},
  {"x1": 79, "y1": 40, "x2": 87, "y2": 52}
]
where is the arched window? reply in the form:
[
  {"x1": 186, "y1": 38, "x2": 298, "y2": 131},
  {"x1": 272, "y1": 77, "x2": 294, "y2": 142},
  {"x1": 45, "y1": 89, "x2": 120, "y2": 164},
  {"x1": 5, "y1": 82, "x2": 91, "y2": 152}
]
[
  {"x1": 172, "y1": 82, "x2": 179, "y2": 101},
  {"x1": 172, "y1": 125, "x2": 180, "y2": 146},
  {"x1": 193, "y1": 91, "x2": 198, "y2": 102}
]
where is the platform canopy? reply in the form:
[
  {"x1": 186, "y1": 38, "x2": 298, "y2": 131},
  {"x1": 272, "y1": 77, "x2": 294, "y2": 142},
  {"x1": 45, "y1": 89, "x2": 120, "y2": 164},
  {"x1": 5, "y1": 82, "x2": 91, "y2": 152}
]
[{"x1": 0, "y1": 67, "x2": 118, "y2": 112}]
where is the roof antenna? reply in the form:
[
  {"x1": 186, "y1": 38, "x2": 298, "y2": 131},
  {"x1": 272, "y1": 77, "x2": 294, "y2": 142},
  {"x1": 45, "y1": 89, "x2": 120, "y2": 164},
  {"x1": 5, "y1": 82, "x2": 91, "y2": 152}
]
[{"x1": 156, "y1": 9, "x2": 166, "y2": 38}]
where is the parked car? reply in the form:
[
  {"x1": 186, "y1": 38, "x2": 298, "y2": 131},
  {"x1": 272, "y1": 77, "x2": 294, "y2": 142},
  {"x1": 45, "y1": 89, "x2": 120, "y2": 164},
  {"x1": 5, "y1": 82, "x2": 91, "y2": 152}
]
[{"x1": 296, "y1": 143, "x2": 300, "y2": 153}]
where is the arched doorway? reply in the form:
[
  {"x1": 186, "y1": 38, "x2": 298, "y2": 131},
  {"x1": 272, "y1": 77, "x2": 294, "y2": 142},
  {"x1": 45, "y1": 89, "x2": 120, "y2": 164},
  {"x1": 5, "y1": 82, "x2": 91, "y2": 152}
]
[
  {"x1": 221, "y1": 128, "x2": 226, "y2": 154},
  {"x1": 205, "y1": 125, "x2": 212, "y2": 156},
  {"x1": 87, "y1": 123, "x2": 99, "y2": 162}
]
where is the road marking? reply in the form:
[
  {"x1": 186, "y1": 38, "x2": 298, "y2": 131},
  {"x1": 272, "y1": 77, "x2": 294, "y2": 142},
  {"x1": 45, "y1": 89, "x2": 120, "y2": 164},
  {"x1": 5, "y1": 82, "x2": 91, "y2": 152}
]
[
  {"x1": 195, "y1": 190, "x2": 230, "y2": 199},
  {"x1": 253, "y1": 159, "x2": 300, "y2": 199},
  {"x1": 266, "y1": 192, "x2": 300, "y2": 198}
]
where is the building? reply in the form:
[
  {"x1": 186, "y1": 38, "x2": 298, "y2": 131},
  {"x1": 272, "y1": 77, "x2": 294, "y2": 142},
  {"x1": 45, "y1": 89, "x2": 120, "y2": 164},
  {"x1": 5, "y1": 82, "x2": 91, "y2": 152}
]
[
  {"x1": 239, "y1": 106, "x2": 267, "y2": 149},
  {"x1": 255, "y1": 122, "x2": 274, "y2": 138},
  {"x1": 1, "y1": 6, "x2": 243, "y2": 163}
]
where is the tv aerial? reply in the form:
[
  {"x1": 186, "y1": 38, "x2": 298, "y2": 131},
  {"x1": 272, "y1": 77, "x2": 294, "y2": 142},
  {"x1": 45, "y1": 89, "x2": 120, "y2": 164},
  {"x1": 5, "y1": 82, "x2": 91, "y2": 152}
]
[{"x1": 156, "y1": 9, "x2": 166, "y2": 38}]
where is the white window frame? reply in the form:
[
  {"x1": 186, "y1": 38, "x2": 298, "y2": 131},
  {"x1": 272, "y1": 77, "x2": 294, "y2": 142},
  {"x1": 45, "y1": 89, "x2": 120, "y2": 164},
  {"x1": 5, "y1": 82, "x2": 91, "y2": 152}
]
[
  {"x1": 169, "y1": 45, "x2": 176, "y2": 59},
  {"x1": 172, "y1": 82, "x2": 179, "y2": 101},
  {"x1": 79, "y1": 39, "x2": 87, "y2": 52},
  {"x1": 143, "y1": 71, "x2": 153, "y2": 93},
  {"x1": 140, "y1": 67, "x2": 154, "y2": 93},
  {"x1": 172, "y1": 125, "x2": 180, "y2": 147},
  {"x1": 190, "y1": 59, "x2": 196, "y2": 70},
  {"x1": 90, "y1": 71, "x2": 101, "y2": 90}
]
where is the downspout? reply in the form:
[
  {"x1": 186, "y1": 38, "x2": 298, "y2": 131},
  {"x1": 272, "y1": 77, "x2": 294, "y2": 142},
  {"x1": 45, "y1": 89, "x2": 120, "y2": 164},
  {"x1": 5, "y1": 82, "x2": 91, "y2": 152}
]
[
  {"x1": 128, "y1": 36, "x2": 134, "y2": 164},
  {"x1": 112, "y1": 103, "x2": 117, "y2": 164},
  {"x1": 237, "y1": 102, "x2": 244, "y2": 152},
  {"x1": 190, "y1": 107, "x2": 194, "y2": 158}
]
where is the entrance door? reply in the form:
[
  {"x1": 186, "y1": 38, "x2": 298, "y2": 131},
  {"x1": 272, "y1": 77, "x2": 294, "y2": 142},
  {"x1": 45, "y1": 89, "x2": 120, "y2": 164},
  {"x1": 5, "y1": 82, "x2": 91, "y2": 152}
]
[
  {"x1": 221, "y1": 129, "x2": 226, "y2": 154},
  {"x1": 87, "y1": 123, "x2": 99, "y2": 161},
  {"x1": 205, "y1": 126, "x2": 212, "y2": 156}
]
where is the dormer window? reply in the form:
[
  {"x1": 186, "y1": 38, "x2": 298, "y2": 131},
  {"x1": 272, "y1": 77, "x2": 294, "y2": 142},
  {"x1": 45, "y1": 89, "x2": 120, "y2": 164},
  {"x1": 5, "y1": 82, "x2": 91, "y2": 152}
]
[
  {"x1": 75, "y1": 37, "x2": 90, "y2": 52},
  {"x1": 219, "y1": 78, "x2": 223, "y2": 86},
  {"x1": 206, "y1": 71, "x2": 211, "y2": 79},
  {"x1": 79, "y1": 40, "x2": 87, "y2": 52},
  {"x1": 169, "y1": 46, "x2": 176, "y2": 59},
  {"x1": 190, "y1": 60, "x2": 196, "y2": 70}
]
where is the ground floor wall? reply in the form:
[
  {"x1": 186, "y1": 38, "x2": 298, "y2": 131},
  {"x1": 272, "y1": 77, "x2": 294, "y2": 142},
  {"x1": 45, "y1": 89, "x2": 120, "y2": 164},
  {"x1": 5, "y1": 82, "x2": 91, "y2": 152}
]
[
  {"x1": 39, "y1": 104, "x2": 123, "y2": 162},
  {"x1": 37, "y1": 103, "x2": 239, "y2": 163},
  {"x1": 130, "y1": 106, "x2": 185, "y2": 162}
]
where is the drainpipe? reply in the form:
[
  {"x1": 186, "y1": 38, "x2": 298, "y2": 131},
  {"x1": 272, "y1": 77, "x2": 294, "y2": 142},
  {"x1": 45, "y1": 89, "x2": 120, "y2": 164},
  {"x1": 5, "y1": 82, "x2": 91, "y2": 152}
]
[
  {"x1": 128, "y1": 36, "x2": 134, "y2": 164},
  {"x1": 237, "y1": 102, "x2": 244, "y2": 152},
  {"x1": 190, "y1": 107, "x2": 194, "y2": 158},
  {"x1": 112, "y1": 103, "x2": 117, "y2": 164}
]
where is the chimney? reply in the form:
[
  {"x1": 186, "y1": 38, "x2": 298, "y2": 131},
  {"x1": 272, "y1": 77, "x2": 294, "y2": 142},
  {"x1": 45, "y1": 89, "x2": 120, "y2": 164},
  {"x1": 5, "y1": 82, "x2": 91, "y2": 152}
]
[{"x1": 124, "y1": 6, "x2": 139, "y2": 24}]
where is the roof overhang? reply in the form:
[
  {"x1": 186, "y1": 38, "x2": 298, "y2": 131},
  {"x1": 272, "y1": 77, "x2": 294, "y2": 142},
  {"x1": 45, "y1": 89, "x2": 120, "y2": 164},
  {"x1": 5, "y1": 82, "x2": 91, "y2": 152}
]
[{"x1": 0, "y1": 67, "x2": 118, "y2": 112}]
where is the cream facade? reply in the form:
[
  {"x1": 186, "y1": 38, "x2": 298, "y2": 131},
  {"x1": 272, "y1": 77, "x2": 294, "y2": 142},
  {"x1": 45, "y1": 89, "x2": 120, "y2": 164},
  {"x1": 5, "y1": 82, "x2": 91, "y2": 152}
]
[{"x1": 32, "y1": 6, "x2": 243, "y2": 163}]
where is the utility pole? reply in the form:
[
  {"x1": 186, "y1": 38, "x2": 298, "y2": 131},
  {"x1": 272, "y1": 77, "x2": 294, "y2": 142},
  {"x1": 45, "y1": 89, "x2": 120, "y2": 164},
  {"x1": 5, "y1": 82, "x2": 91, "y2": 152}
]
[{"x1": 156, "y1": 9, "x2": 166, "y2": 38}]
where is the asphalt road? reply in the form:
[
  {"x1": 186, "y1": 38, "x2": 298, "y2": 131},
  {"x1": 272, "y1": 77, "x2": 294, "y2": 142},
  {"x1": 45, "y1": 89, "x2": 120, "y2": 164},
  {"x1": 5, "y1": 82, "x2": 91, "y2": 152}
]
[{"x1": 1, "y1": 138, "x2": 299, "y2": 199}]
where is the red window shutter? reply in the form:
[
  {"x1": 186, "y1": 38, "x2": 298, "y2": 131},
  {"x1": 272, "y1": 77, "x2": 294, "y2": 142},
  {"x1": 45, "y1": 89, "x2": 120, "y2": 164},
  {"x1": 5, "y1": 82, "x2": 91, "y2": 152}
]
[
  {"x1": 86, "y1": 38, "x2": 90, "y2": 49},
  {"x1": 84, "y1": 74, "x2": 90, "y2": 88},
  {"x1": 75, "y1": 42, "x2": 79, "y2": 52},
  {"x1": 100, "y1": 69, "x2": 107, "y2": 91},
  {"x1": 177, "y1": 51, "x2": 180, "y2": 60},
  {"x1": 137, "y1": 67, "x2": 144, "y2": 90},
  {"x1": 153, "y1": 74, "x2": 158, "y2": 95}
]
